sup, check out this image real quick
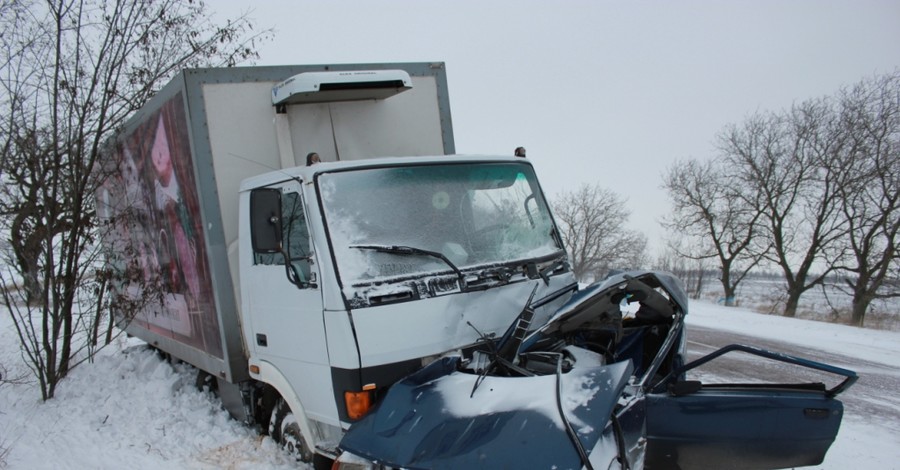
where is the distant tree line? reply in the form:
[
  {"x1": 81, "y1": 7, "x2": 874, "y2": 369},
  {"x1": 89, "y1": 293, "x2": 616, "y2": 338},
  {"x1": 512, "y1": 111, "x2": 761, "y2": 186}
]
[{"x1": 662, "y1": 71, "x2": 899, "y2": 327}]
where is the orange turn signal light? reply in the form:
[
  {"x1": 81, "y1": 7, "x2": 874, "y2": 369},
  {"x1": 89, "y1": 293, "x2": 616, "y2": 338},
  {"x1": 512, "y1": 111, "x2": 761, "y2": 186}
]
[{"x1": 344, "y1": 390, "x2": 373, "y2": 420}]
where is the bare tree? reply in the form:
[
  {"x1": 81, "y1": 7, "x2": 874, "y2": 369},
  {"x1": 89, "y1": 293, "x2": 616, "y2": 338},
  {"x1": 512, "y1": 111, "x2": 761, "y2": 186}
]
[
  {"x1": 662, "y1": 158, "x2": 767, "y2": 306},
  {"x1": 551, "y1": 183, "x2": 647, "y2": 283},
  {"x1": 720, "y1": 102, "x2": 849, "y2": 317},
  {"x1": 830, "y1": 72, "x2": 900, "y2": 327},
  {"x1": 0, "y1": 0, "x2": 269, "y2": 400}
]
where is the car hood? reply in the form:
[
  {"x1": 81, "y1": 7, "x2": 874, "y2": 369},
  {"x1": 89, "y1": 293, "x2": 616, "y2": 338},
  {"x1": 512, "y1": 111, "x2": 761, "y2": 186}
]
[
  {"x1": 541, "y1": 270, "x2": 687, "y2": 333},
  {"x1": 339, "y1": 355, "x2": 633, "y2": 469}
]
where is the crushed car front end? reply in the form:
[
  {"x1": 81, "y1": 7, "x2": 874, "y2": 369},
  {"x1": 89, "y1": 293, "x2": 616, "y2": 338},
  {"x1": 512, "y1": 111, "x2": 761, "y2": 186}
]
[{"x1": 337, "y1": 271, "x2": 857, "y2": 469}]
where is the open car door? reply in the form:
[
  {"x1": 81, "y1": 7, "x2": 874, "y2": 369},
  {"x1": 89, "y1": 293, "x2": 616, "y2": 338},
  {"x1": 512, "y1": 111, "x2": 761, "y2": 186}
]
[{"x1": 645, "y1": 345, "x2": 858, "y2": 470}]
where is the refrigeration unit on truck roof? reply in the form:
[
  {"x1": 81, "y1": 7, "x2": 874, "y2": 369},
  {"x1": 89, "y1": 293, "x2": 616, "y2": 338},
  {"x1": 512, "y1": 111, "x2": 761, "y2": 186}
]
[{"x1": 271, "y1": 69, "x2": 413, "y2": 105}]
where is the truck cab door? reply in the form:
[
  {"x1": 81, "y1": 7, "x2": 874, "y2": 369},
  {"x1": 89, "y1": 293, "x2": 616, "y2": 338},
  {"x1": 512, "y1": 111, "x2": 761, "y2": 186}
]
[
  {"x1": 644, "y1": 345, "x2": 857, "y2": 470},
  {"x1": 246, "y1": 182, "x2": 335, "y2": 420}
]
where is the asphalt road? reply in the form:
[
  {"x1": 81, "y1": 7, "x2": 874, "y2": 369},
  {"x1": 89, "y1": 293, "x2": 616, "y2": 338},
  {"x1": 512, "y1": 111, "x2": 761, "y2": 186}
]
[{"x1": 684, "y1": 324, "x2": 900, "y2": 434}]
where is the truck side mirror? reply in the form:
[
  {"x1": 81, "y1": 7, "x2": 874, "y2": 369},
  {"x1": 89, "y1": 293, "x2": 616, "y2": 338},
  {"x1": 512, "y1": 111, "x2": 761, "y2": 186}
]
[{"x1": 250, "y1": 188, "x2": 283, "y2": 253}]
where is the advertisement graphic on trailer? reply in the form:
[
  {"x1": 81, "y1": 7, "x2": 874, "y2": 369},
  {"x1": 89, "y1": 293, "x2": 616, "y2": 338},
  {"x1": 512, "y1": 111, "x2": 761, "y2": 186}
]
[{"x1": 96, "y1": 92, "x2": 222, "y2": 358}]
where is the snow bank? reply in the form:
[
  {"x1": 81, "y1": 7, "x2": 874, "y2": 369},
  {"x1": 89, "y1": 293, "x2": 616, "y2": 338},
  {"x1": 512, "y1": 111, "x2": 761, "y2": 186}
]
[
  {"x1": 0, "y1": 326, "x2": 297, "y2": 469},
  {"x1": 687, "y1": 299, "x2": 900, "y2": 368}
]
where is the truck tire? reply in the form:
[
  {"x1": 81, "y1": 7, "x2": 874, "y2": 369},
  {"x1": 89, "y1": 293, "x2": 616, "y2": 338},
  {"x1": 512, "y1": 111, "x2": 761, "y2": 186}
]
[{"x1": 269, "y1": 397, "x2": 314, "y2": 463}]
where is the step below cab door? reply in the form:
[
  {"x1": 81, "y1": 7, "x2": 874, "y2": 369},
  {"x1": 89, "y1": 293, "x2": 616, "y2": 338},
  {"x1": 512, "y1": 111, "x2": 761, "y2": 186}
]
[{"x1": 645, "y1": 344, "x2": 857, "y2": 470}]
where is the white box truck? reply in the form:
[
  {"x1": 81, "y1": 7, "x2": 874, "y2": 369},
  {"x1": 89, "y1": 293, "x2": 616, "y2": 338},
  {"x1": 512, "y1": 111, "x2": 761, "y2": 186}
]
[{"x1": 95, "y1": 62, "x2": 576, "y2": 466}]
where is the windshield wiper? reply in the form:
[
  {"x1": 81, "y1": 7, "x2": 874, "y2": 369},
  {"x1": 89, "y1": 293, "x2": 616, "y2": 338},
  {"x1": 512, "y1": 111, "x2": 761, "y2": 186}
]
[
  {"x1": 350, "y1": 244, "x2": 466, "y2": 290},
  {"x1": 524, "y1": 249, "x2": 568, "y2": 285}
]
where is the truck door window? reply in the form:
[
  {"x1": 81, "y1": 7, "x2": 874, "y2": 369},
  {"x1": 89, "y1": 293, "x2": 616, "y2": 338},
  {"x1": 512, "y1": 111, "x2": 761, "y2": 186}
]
[{"x1": 255, "y1": 191, "x2": 312, "y2": 284}]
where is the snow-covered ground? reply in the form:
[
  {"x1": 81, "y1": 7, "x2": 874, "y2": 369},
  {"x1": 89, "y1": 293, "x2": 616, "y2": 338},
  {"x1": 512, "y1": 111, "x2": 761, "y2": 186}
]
[
  {"x1": 1, "y1": 300, "x2": 898, "y2": 469},
  {"x1": 0, "y1": 334, "x2": 296, "y2": 469}
]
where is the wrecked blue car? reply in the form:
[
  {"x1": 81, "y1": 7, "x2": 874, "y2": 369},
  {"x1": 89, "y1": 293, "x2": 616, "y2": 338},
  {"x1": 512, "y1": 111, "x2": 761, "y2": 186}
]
[{"x1": 338, "y1": 271, "x2": 857, "y2": 469}]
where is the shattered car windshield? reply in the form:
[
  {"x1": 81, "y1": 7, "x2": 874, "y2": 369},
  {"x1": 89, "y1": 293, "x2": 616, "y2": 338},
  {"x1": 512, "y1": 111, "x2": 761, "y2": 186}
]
[{"x1": 319, "y1": 162, "x2": 560, "y2": 283}]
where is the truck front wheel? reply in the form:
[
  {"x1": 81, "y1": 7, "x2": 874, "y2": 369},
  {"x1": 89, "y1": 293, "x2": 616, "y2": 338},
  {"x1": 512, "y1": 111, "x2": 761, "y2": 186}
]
[{"x1": 269, "y1": 397, "x2": 314, "y2": 463}]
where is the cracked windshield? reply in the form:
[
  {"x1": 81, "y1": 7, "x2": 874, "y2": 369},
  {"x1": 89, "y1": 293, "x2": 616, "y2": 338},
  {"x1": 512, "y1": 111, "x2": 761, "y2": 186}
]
[{"x1": 319, "y1": 162, "x2": 560, "y2": 284}]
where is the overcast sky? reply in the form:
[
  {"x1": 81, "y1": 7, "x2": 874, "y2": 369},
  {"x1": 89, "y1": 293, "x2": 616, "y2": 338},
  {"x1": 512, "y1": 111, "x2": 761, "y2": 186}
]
[{"x1": 216, "y1": 0, "x2": 900, "y2": 256}]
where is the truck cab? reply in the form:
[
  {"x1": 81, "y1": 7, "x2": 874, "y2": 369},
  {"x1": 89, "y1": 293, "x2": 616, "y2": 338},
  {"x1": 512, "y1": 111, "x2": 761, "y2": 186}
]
[{"x1": 239, "y1": 156, "x2": 575, "y2": 461}]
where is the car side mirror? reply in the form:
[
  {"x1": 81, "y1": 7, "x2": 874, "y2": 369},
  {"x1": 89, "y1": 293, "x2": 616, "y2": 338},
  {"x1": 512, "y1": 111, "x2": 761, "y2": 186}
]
[
  {"x1": 250, "y1": 188, "x2": 283, "y2": 253},
  {"x1": 669, "y1": 380, "x2": 702, "y2": 396}
]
